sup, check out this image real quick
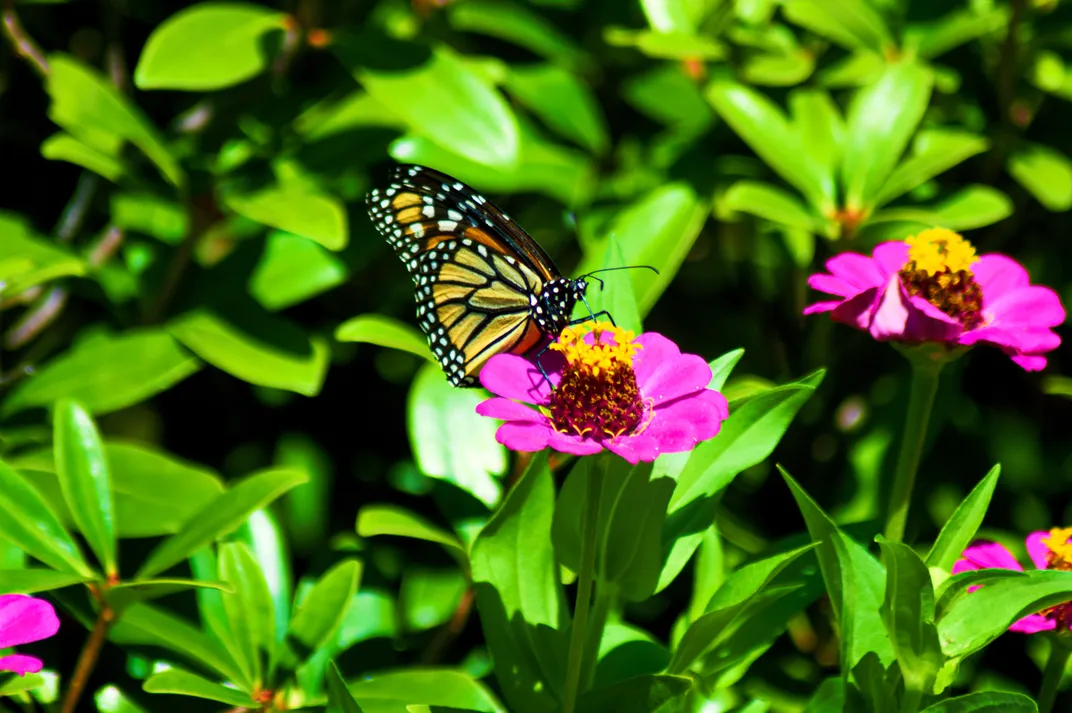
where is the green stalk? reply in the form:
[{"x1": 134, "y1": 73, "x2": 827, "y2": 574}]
[
  {"x1": 562, "y1": 457, "x2": 604, "y2": 713},
  {"x1": 1038, "y1": 635, "x2": 1072, "y2": 713},
  {"x1": 884, "y1": 348, "x2": 945, "y2": 543},
  {"x1": 899, "y1": 687, "x2": 923, "y2": 713}
]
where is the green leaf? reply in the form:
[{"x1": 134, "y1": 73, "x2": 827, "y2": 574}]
[
  {"x1": 706, "y1": 80, "x2": 834, "y2": 211},
  {"x1": 723, "y1": 180, "x2": 827, "y2": 233},
  {"x1": 803, "y1": 678, "x2": 845, "y2": 712},
  {"x1": 348, "y1": 669, "x2": 507, "y2": 713},
  {"x1": 335, "y1": 315, "x2": 432, "y2": 363},
  {"x1": 470, "y1": 453, "x2": 561, "y2": 713},
  {"x1": 356, "y1": 505, "x2": 467, "y2": 566},
  {"x1": 290, "y1": 559, "x2": 361, "y2": 653},
  {"x1": 54, "y1": 400, "x2": 117, "y2": 576},
  {"x1": 134, "y1": 3, "x2": 288, "y2": 90},
  {"x1": 3, "y1": 329, "x2": 200, "y2": 416},
  {"x1": 407, "y1": 363, "x2": 505, "y2": 509},
  {"x1": 0, "y1": 458, "x2": 90, "y2": 576},
  {"x1": 105, "y1": 578, "x2": 230, "y2": 611},
  {"x1": 938, "y1": 570, "x2": 1072, "y2": 657},
  {"x1": 788, "y1": 88, "x2": 844, "y2": 177},
  {"x1": 218, "y1": 542, "x2": 274, "y2": 684},
  {"x1": 0, "y1": 568, "x2": 91, "y2": 594},
  {"x1": 327, "y1": 662, "x2": 365, "y2": 713},
  {"x1": 842, "y1": 61, "x2": 933, "y2": 209},
  {"x1": 47, "y1": 54, "x2": 184, "y2": 187},
  {"x1": 926, "y1": 465, "x2": 1000, "y2": 573},
  {"x1": 576, "y1": 236, "x2": 642, "y2": 335},
  {"x1": 708, "y1": 348, "x2": 744, "y2": 391},
  {"x1": 234, "y1": 509, "x2": 292, "y2": 646},
  {"x1": 168, "y1": 310, "x2": 329, "y2": 396},
  {"x1": 621, "y1": 64, "x2": 712, "y2": 129},
  {"x1": 870, "y1": 186, "x2": 1013, "y2": 232},
  {"x1": 602, "y1": 464, "x2": 676, "y2": 601},
  {"x1": 919, "y1": 692, "x2": 1038, "y2": 713},
  {"x1": 641, "y1": 0, "x2": 704, "y2": 33},
  {"x1": 400, "y1": 568, "x2": 467, "y2": 631},
  {"x1": 0, "y1": 212, "x2": 85, "y2": 295},
  {"x1": 111, "y1": 193, "x2": 187, "y2": 245},
  {"x1": 0, "y1": 673, "x2": 46, "y2": 697},
  {"x1": 136, "y1": 467, "x2": 307, "y2": 579},
  {"x1": 249, "y1": 231, "x2": 348, "y2": 311},
  {"x1": 448, "y1": 0, "x2": 589, "y2": 71},
  {"x1": 352, "y1": 46, "x2": 520, "y2": 170},
  {"x1": 1008, "y1": 143, "x2": 1072, "y2": 212},
  {"x1": 225, "y1": 186, "x2": 348, "y2": 250},
  {"x1": 876, "y1": 537, "x2": 943, "y2": 694},
  {"x1": 505, "y1": 64, "x2": 608, "y2": 155},
  {"x1": 576, "y1": 674, "x2": 692, "y2": 713},
  {"x1": 604, "y1": 27, "x2": 725, "y2": 60},
  {"x1": 658, "y1": 370, "x2": 824, "y2": 591},
  {"x1": 143, "y1": 668, "x2": 255, "y2": 707},
  {"x1": 783, "y1": 0, "x2": 894, "y2": 55},
  {"x1": 904, "y1": 7, "x2": 1008, "y2": 60},
  {"x1": 41, "y1": 132, "x2": 124, "y2": 182},
  {"x1": 95, "y1": 685, "x2": 151, "y2": 713},
  {"x1": 874, "y1": 129, "x2": 990, "y2": 208}
]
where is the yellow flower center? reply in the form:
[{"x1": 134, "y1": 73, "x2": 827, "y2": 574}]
[
  {"x1": 898, "y1": 228, "x2": 985, "y2": 329},
  {"x1": 546, "y1": 322, "x2": 649, "y2": 439},
  {"x1": 1044, "y1": 527, "x2": 1072, "y2": 571}
]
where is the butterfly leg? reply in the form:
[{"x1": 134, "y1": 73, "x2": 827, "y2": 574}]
[{"x1": 569, "y1": 310, "x2": 616, "y2": 328}]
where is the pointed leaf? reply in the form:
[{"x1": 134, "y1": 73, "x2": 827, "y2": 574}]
[
  {"x1": 143, "y1": 668, "x2": 255, "y2": 707},
  {"x1": 335, "y1": 314, "x2": 432, "y2": 363},
  {"x1": 1008, "y1": 143, "x2": 1072, "y2": 212},
  {"x1": 575, "y1": 235, "x2": 642, "y2": 335},
  {"x1": 225, "y1": 186, "x2": 348, "y2": 250},
  {"x1": 357, "y1": 505, "x2": 466, "y2": 566},
  {"x1": 783, "y1": 0, "x2": 894, "y2": 55},
  {"x1": 106, "y1": 578, "x2": 230, "y2": 611},
  {"x1": 0, "y1": 569, "x2": 91, "y2": 594},
  {"x1": 250, "y1": 231, "x2": 349, "y2": 311},
  {"x1": 327, "y1": 661, "x2": 365, "y2": 713},
  {"x1": 874, "y1": 130, "x2": 989, "y2": 208},
  {"x1": 505, "y1": 64, "x2": 608, "y2": 154},
  {"x1": 876, "y1": 536, "x2": 942, "y2": 693},
  {"x1": 723, "y1": 180, "x2": 826, "y2": 233},
  {"x1": 219, "y1": 542, "x2": 275, "y2": 684},
  {"x1": 348, "y1": 669, "x2": 507, "y2": 712},
  {"x1": 919, "y1": 692, "x2": 1037, "y2": 712},
  {"x1": 926, "y1": 465, "x2": 1000, "y2": 573},
  {"x1": 290, "y1": 559, "x2": 361, "y2": 653},
  {"x1": 708, "y1": 349, "x2": 744, "y2": 391}
]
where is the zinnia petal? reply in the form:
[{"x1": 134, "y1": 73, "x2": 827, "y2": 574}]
[
  {"x1": 605, "y1": 434, "x2": 660, "y2": 464},
  {"x1": 479, "y1": 354, "x2": 555, "y2": 406},
  {"x1": 634, "y1": 334, "x2": 712, "y2": 404},
  {"x1": 1009, "y1": 614, "x2": 1057, "y2": 634},
  {"x1": 972, "y1": 254, "x2": 1030, "y2": 297},
  {"x1": 0, "y1": 654, "x2": 44, "y2": 676},
  {"x1": 546, "y1": 429, "x2": 605, "y2": 457},
  {"x1": 1026, "y1": 531, "x2": 1051, "y2": 571},
  {"x1": 824, "y1": 252, "x2": 886, "y2": 290},
  {"x1": 872, "y1": 241, "x2": 910, "y2": 276},
  {"x1": 0, "y1": 595, "x2": 60, "y2": 649},
  {"x1": 984, "y1": 285, "x2": 1066, "y2": 328},
  {"x1": 493, "y1": 422, "x2": 553, "y2": 452},
  {"x1": 475, "y1": 397, "x2": 545, "y2": 423},
  {"x1": 954, "y1": 541, "x2": 1024, "y2": 573}
]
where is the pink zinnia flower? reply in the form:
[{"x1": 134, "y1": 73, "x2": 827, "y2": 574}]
[
  {"x1": 804, "y1": 228, "x2": 1065, "y2": 370},
  {"x1": 953, "y1": 528, "x2": 1072, "y2": 633},
  {"x1": 0, "y1": 595, "x2": 60, "y2": 675},
  {"x1": 475, "y1": 323, "x2": 728, "y2": 464}
]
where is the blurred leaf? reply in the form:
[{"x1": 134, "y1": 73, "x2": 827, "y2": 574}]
[
  {"x1": 0, "y1": 674, "x2": 46, "y2": 696},
  {"x1": 47, "y1": 54, "x2": 184, "y2": 187},
  {"x1": 577, "y1": 236, "x2": 642, "y2": 335},
  {"x1": 707, "y1": 80, "x2": 834, "y2": 211},
  {"x1": 219, "y1": 542, "x2": 274, "y2": 683},
  {"x1": 0, "y1": 212, "x2": 85, "y2": 296},
  {"x1": 641, "y1": 0, "x2": 706, "y2": 33},
  {"x1": 876, "y1": 537, "x2": 942, "y2": 694},
  {"x1": 348, "y1": 669, "x2": 507, "y2": 713},
  {"x1": 275, "y1": 433, "x2": 332, "y2": 555},
  {"x1": 407, "y1": 363, "x2": 505, "y2": 509},
  {"x1": 842, "y1": 61, "x2": 933, "y2": 209},
  {"x1": 604, "y1": 28, "x2": 725, "y2": 60},
  {"x1": 357, "y1": 505, "x2": 467, "y2": 566},
  {"x1": 904, "y1": 7, "x2": 1008, "y2": 60},
  {"x1": 2, "y1": 329, "x2": 199, "y2": 417},
  {"x1": 235, "y1": 508, "x2": 292, "y2": 646},
  {"x1": 470, "y1": 453, "x2": 561, "y2": 713},
  {"x1": 658, "y1": 370, "x2": 824, "y2": 591},
  {"x1": 294, "y1": 91, "x2": 403, "y2": 138},
  {"x1": 168, "y1": 310, "x2": 329, "y2": 396},
  {"x1": 0, "y1": 568, "x2": 90, "y2": 594},
  {"x1": 327, "y1": 662, "x2": 365, "y2": 713},
  {"x1": 401, "y1": 568, "x2": 467, "y2": 631},
  {"x1": 803, "y1": 679, "x2": 844, "y2": 712},
  {"x1": 353, "y1": 46, "x2": 519, "y2": 170},
  {"x1": 449, "y1": 0, "x2": 588, "y2": 71},
  {"x1": 622, "y1": 65, "x2": 712, "y2": 129},
  {"x1": 225, "y1": 186, "x2": 348, "y2": 250},
  {"x1": 723, "y1": 180, "x2": 828, "y2": 233},
  {"x1": 819, "y1": 51, "x2": 885, "y2": 88},
  {"x1": 40, "y1": 133, "x2": 124, "y2": 182},
  {"x1": 0, "y1": 459, "x2": 90, "y2": 575},
  {"x1": 95, "y1": 685, "x2": 151, "y2": 713},
  {"x1": 783, "y1": 0, "x2": 894, "y2": 55},
  {"x1": 1007, "y1": 143, "x2": 1072, "y2": 212},
  {"x1": 742, "y1": 49, "x2": 815, "y2": 86},
  {"x1": 290, "y1": 559, "x2": 361, "y2": 653},
  {"x1": 136, "y1": 468, "x2": 307, "y2": 579},
  {"x1": 505, "y1": 64, "x2": 608, "y2": 155},
  {"x1": 134, "y1": 3, "x2": 287, "y2": 90},
  {"x1": 708, "y1": 349, "x2": 744, "y2": 391},
  {"x1": 919, "y1": 692, "x2": 1038, "y2": 712},
  {"x1": 249, "y1": 231, "x2": 348, "y2": 311},
  {"x1": 789, "y1": 89, "x2": 844, "y2": 176},
  {"x1": 577, "y1": 674, "x2": 691, "y2": 713},
  {"x1": 54, "y1": 400, "x2": 117, "y2": 576},
  {"x1": 926, "y1": 465, "x2": 1000, "y2": 573},
  {"x1": 874, "y1": 130, "x2": 989, "y2": 208},
  {"x1": 143, "y1": 668, "x2": 255, "y2": 707},
  {"x1": 335, "y1": 314, "x2": 432, "y2": 362},
  {"x1": 871, "y1": 185, "x2": 1013, "y2": 231},
  {"x1": 111, "y1": 193, "x2": 187, "y2": 245},
  {"x1": 105, "y1": 578, "x2": 230, "y2": 611}
]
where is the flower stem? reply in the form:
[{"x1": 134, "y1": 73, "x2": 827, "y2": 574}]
[
  {"x1": 562, "y1": 457, "x2": 604, "y2": 713},
  {"x1": 884, "y1": 351, "x2": 944, "y2": 544},
  {"x1": 1038, "y1": 635, "x2": 1072, "y2": 713},
  {"x1": 899, "y1": 687, "x2": 923, "y2": 713},
  {"x1": 61, "y1": 603, "x2": 114, "y2": 713}
]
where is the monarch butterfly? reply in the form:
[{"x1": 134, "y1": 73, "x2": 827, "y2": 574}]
[{"x1": 366, "y1": 164, "x2": 602, "y2": 387}]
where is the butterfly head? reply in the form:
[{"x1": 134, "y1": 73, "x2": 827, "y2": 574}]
[{"x1": 533, "y1": 277, "x2": 589, "y2": 335}]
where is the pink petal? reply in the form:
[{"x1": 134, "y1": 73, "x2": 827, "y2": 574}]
[
  {"x1": 984, "y1": 285, "x2": 1066, "y2": 328},
  {"x1": 868, "y1": 278, "x2": 962, "y2": 343},
  {"x1": 973, "y1": 254, "x2": 1030, "y2": 297},
  {"x1": 807, "y1": 273, "x2": 860, "y2": 298},
  {"x1": 479, "y1": 354, "x2": 554, "y2": 405},
  {"x1": 633, "y1": 334, "x2": 712, "y2": 404},
  {"x1": 0, "y1": 654, "x2": 43, "y2": 676},
  {"x1": 955, "y1": 542, "x2": 1024, "y2": 573},
  {"x1": 872, "y1": 242, "x2": 910, "y2": 276},
  {"x1": 475, "y1": 397, "x2": 545, "y2": 424},
  {"x1": 1009, "y1": 614, "x2": 1057, "y2": 634},
  {"x1": 958, "y1": 325, "x2": 1061, "y2": 354},
  {"x1": 1026, "y1": 531, "x2": 1051, "y2": 571},
  {"x1": 605, "y1": 433, "x2": 660, "y2": 464},
  {"x1": 0, "y1": 595, "x2": 59, "y2": 649},
  {"x1": 493, "y1": 422, "x2": 553, "y2": 452},
  {"x1": 545, "y1": 430, "x2": 604, "y2": 457},
  {"x1": 824, "y1": 252, "x2": 886, "y2": 290},
  {"x1": 645, "y1": 390, "x2": 729, "y2": 451},
  {"x1": 803, "y1": 300, "x2": 843, "y2": 315},
  {"x1": 1011, "y1": 354, "x2": 1049, "y2": 371},
  {"x1": 830, "y1": 287, "x2": 882, "y2": 331}
]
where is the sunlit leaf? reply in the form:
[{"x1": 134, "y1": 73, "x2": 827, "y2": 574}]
[
  {"x1": 1008, "y1": 143, "x2": 1072, "y2": 212},
  {"x1": 335, "y1": 315, "x2": 432, "y2": 363},
  {"x1": 225, "y1": 186, "x2": 348, "y2": 250},
  {"x1": 249, "y1": 231, "x2": 348, "y2": 311},
  {"x1": 0, "y1": 568, "x2": 91, "y2": 594},
  {"x1": 0, "y1": 212, "x2": 85, "y2": 296},
  {"x1": 143, "y1": 668, "x2": 255, "y2": 707}
]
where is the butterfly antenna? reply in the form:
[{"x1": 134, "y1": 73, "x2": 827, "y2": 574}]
[{"x1": 579, "y1": 265, "x2": 660, "y2": 284}]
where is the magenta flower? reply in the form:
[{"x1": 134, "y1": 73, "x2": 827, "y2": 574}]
[
  {"x1": 953, "y1": 528, "x2": 1072, "y2": 633},
  {"x1": 804, "y1": 228, "x2": 1065, "y2": 370},
  {"x1": 0, "y1": 595, "x2": 59, "y2": 675},
  {"x1": 475, "y1": 323, "x2": 729, "y2": 464}
]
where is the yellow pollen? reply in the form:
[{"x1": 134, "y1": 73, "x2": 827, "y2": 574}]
[
  {"x1": 549, "y1": 322, "x2": 642, "y2": 374},
  {"x1": 1043, "y1": 527, "x2": 1072, "y2": 570},
  {"x1": 904, "y1": 227, "x2": 978, "y2": 276}
]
